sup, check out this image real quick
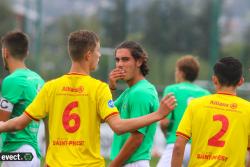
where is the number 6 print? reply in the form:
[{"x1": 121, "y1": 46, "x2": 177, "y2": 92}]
[
  {"x1": 62, "y1": 101, "x2": 80, "y2": 133},
  {"x1": 208, "y1": 114, "x2": 229, "y2": 147}
]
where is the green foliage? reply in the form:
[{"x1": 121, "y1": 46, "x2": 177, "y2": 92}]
[
  {"x1": 142, "y1": 0, "x2": 213, "y2": 58},
  {"x1": 40, "y1": 14, "x2": 101, "y2": 80},
  {"x1": 0, "y1": 0, "x2": 16, "y2": 79},
  {"x1": 101, "y1": 0, "x2": 127, "y2": 46},
  {"x1": 0, "y1": 0, "x2": 15, "y2": 37}
]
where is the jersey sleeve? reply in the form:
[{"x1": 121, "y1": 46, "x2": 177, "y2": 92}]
[
  {"x1": 25, "y1": 82, "x2": 49, "y2": 121},
  {"x1": 128, "y1": 91, "x2": 159, "y2": 135},
  {"x1": 0, "y1": 77, "x2": 22, "y2": 112},
  {"x1": 97, "y1": 83, "x2": 119, "y2": 121},
  {"x1": 114, "y1": 90, "x2": 126, "y2": 109},
  {"x1": 176, "y1": 101, "x2": 193, "y2": 140}
]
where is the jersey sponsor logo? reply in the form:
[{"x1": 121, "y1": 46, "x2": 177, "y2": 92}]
[
  {"x1": 0, "y1": 97, "x2": 13, "y2": 112},
  {"x1": 108, "y1": 100, "x2": 115, "y2": 108},
  {"x1": 62, "y1": 86, "x2": 84, "y2": 93},
  {"x1": 230, "y1": 103, "x2": 237, "y2": 109},
  {"x1": 210, "y1": 100, "x2": 229, "y2": 107},
  {"x1": 53, "y1": 139, "x2": 84, "y2": 146},
  {"x1": 196, "y1": 153, "x2": 228, "y2": 162},
  {"x1": 210, "y1": 101, "x2": 238, "y2": 110}
]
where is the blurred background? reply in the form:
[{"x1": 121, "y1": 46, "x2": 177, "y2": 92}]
[{"x1": 1, "y1": 0, "x2": 250, "y2": 165}]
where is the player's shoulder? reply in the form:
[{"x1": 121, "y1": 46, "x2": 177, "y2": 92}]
[
  {"x1": 189, "y1": 94, "x2": 211, "y2": 105},
  {"x1": 193, "y1": 84, "x2": 210, "y2": 94},
  {"x1": 129, "y1": 81, "x2": 158, "y2": 102},
  {"x1": 164, "y1": 83, "x2": 179, "y2": 91},
  {"x1": 2, "y1": 71, "x2": 23, "y2": 87},
  {"x1": 164, "y1": 82, "x2": 192, "y2": 92},
  {"x1": 234, "y1": 96, "x2": 250, "y2": 106},
  {"x1": 132, "y1": 80, "x2": 157, "y2": 94}
]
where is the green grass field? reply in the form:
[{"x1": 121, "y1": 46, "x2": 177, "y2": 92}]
[{"x1": 105, "y1": 157, "x2": 160, "y2": 167}]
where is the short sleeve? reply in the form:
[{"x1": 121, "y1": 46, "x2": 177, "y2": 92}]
[
  {"x1": 97, "y1": 83, "x2": 119, "y2": 121},
  {"x1": 114, "y1": 89, "x2": 128, "y2": 109},
  {"x1": 176, "y1": 102, "x2": 193, "y2": 140},
  {"x1": 1, "y1": 77, "x2": 22, "y2": 104},
  {"x1": 128, "y1": 91, "x2": 159, "y2": 135},
  {"x1": 25, "y1": 83, "x2": 49, "y2": 121}
]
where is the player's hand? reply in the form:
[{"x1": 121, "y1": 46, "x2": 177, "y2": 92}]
[
  {"x1": 158, "y1": 93, "x2": 176, "y2": 119},
  {"x1": 109, "y1": 68, "x2": 126, "y2": 90}
]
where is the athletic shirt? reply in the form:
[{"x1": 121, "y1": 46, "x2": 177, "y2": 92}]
[
  {"x1": 163, "y1": 82, "x2": 210, "y2": 144},
  {"x1": 110, "y1": 79, "x2": 159, "y2": 164},
  {"x1": 0, "y1": 68, "x2": 44, "y2": 158},
  {"x1": 177, "y1": 93, "x2": 250, "y2": 166},
  {"x1": 25, "y1": 74, "x2": 118, "y2": 167}
]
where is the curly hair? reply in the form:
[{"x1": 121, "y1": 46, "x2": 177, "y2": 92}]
[{"x1": 115, "y1": 41, "x2": 149, "y2": 76}]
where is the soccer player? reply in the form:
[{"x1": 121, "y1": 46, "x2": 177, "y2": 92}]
[
  {"x1": 157, "y1": 55, "x2": 210, "y2": 167},
  {"x1": 0, "y1": 30, "x2": 176, "y2": 167},
  {"x1": 0, "y1": 31, "x2": 44, "y2": 167},
  {"x1": 109, "y1": 41, "x2": 159, "y2": 167},
  {"x1": 171, "y1": 57, "x2": 250, "y2": 166}
]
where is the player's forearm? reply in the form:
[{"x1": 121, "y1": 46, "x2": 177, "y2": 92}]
[
  {"x1": 171, "y1": 137, "x2": 187, "y2": 167},
  {"x1": 246, "y1": 150, "x2": 250, "y2": 167},
  {"x1": 0, "y1": 117, "x2": 23, "y2": 132},
  {"x1": 110, "y1": 134, "x2": 143, "y2": 167},
  {"x1": 107, "y1": 94, "x2": 175, "y2": 134},
  {"x1": 171, "y1": 150, "x2": 184, "y2": 167},
  {"x1": 109, "y1": 112, "x2": 162, "y2": 135},
  {"x1": 0, "y1": 114, "x2": 31, "y2": 133}
]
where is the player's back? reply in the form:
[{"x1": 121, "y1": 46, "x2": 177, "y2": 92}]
[
  {"x1": 164, "y1": 82, "x2": 210, "y2": 143},
  {"x1": 27, "y1": 73, "x2": 118, "y2": 167},
  {"x1": 182, "y1": 93, "x2": 250, "y2": 167}
]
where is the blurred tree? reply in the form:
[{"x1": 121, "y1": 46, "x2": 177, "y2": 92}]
[
  {"x1": 0, "y1": 0, "x2": 15, "y2": 80},
  {"x1": 101, "y1": 0, "x2": 127, "y2": 47},
  {"x1": 142, "y1": 0, "x2": 213, "y2": 59},
  {"x1": 241, "y1": 25, "x2": 250, "y2": 81},
  {"x1": 40, "y1": 14, "x2": 101, "y2": 80}
]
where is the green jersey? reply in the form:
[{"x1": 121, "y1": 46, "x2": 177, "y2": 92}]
[
  {"x1": 110, "y1": 79, "x2": 159, "y2": 164},
  {"x1": 163, "y1": 82, "x2": 210, "y2": 144},
  {"x1": 0, "y1": 69, "x2": 44, "y2": 158}
]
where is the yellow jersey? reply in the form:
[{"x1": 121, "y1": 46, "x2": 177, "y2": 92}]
[
  {"x1": 25, "y1": 73, "x2": 118, "y2": 167},
  {"x1": 177, "y1": 93, "x2": 250, "y2": 167}
]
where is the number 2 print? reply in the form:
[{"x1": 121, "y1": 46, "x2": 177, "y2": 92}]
[{"x1": 208, "y1": 114, "x2": 229, "y2": 147}]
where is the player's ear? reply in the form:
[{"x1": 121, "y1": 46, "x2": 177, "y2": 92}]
[
  {"x1": 212, "y1": 75, "x2": 218, "y2": 85},
  {"x1": 237, "y1": 77, "x2": 244, "y2": 87},
  {"x1": 84, "y1": 50, "x2": 91, "y2": 61},
  {"x1": 136, "y1": 58, "x2": 143, "y2": 68},
  {"x1": 2, "y1": 47, "x2": 9, "y2": 59}
]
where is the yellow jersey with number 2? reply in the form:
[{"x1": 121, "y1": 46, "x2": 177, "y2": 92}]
[
  {"x1": 177, "y1": 93, "x2": 250, "y2": 167},
  {"x1": 25, "y1": 73, "x2": 118, "y2": 167}
]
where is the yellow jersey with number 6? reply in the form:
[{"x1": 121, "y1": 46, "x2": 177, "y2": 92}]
[
  {"x1": 25, "y1": 73, "x2": 118, "y2": 167},
  {"x1": 177, "y1": 93, "x2": 250, "y2": 167}
]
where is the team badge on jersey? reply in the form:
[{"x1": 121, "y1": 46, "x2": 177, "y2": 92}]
[
  {"x1": 108, "y1": 100, "x2": 115, "y2": 108},
  {"x1": 0, "y1": 97, "x2": 13, "y2": 112}
]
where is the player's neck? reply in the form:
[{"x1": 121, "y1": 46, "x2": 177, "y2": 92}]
[
  {"x1": 8, "y1": 60, "x2": 26, "y2": 73},
  {"x1": 127, "y1": 74, "x2": 144, "y2": 87},
  {"x1": 70, "y1": 62, "x2": 89, "y2": 75},
  {"x1": 216, "y1": 86, "x2": 237, "y2": 96}
]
